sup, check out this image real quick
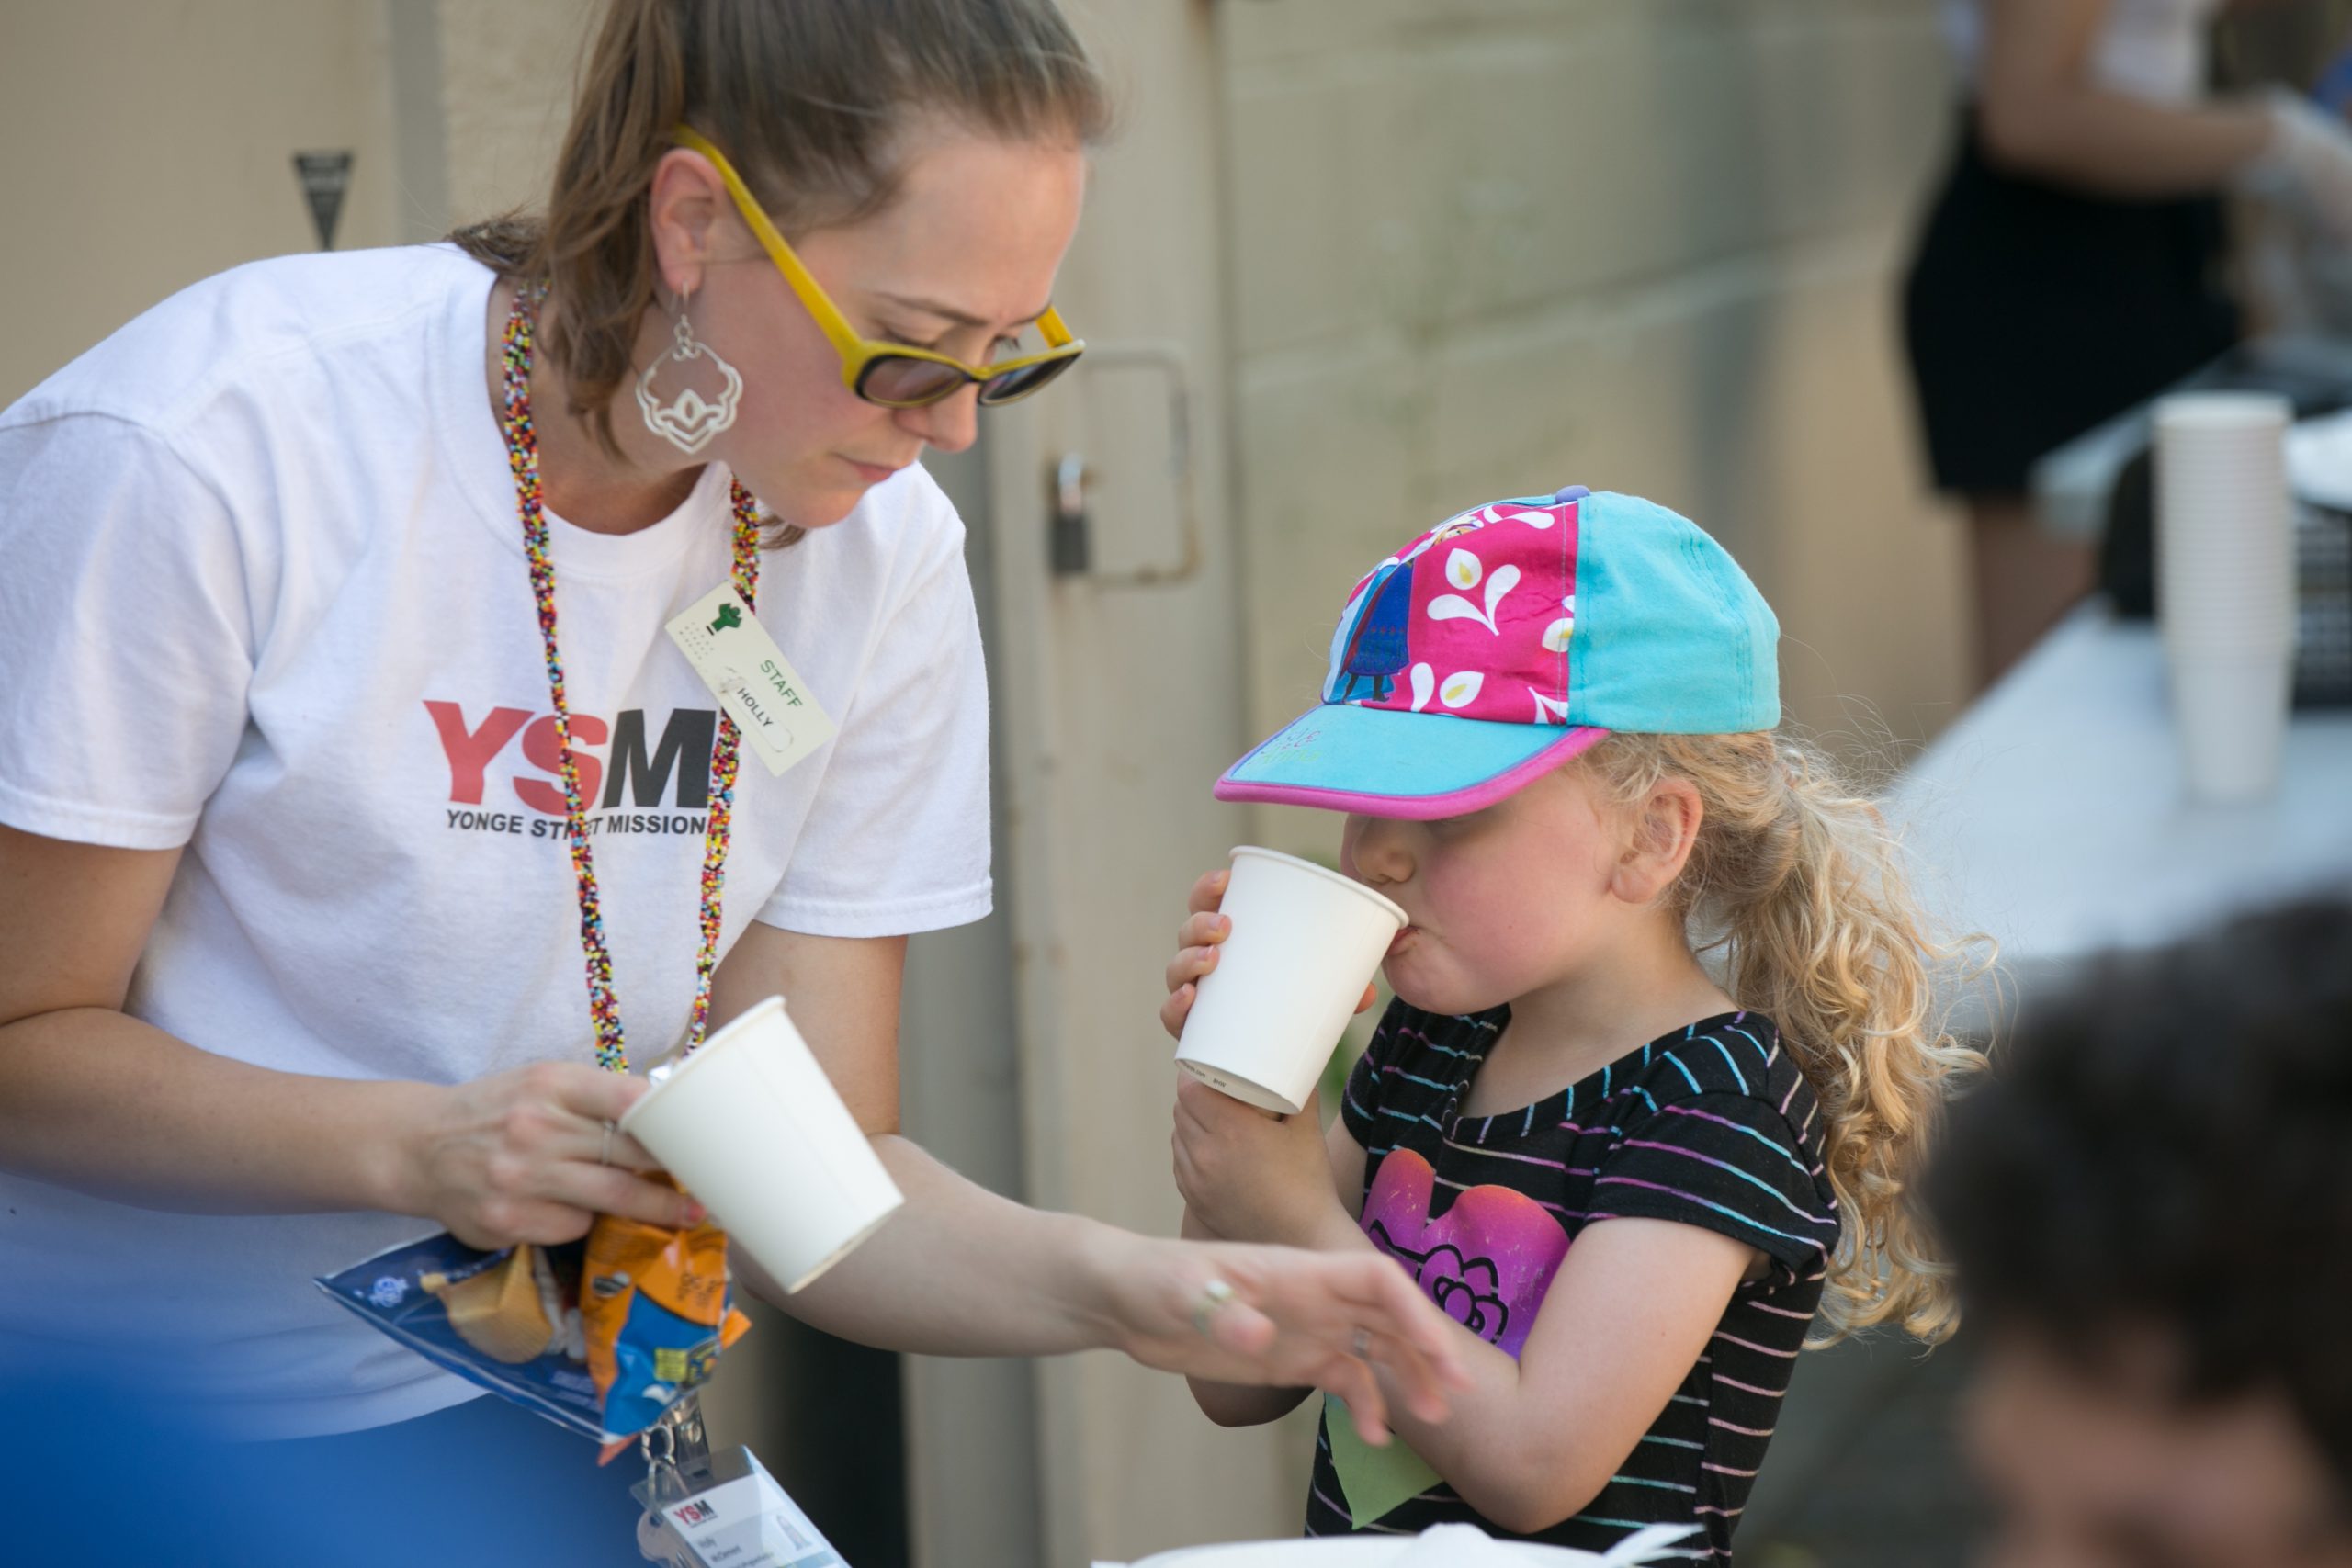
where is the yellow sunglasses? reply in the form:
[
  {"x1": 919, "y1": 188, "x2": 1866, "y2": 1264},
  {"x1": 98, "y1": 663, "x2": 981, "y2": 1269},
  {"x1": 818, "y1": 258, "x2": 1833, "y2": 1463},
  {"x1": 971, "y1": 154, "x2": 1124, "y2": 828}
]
[{"x1": 674, "y1": 126, "x2": 1085, "y2": 409}]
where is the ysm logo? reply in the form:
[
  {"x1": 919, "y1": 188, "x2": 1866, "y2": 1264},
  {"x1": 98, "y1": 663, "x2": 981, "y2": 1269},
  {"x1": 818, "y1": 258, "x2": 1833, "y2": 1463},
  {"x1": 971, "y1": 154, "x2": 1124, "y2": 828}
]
[
  {"x1": 672, "y1": 1499, "x2": 718, "y2": 1527},
  {"x1": 425, "y1": 700, "x2": 718, "y2": 840}
]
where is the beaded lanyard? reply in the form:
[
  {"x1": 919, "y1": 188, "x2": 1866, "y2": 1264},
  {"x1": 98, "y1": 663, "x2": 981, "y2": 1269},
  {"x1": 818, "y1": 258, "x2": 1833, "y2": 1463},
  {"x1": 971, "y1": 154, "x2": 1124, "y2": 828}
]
[{"x1": 500, "y1": 288, "x2": 759, "y2": 1072}]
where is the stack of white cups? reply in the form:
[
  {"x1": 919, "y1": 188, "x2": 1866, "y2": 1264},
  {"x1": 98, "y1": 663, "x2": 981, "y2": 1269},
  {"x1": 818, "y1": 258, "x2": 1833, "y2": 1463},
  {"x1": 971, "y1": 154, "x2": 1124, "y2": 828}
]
[{"x1": 2153, "y1": 392, "x2": 2300, "y2": 804}]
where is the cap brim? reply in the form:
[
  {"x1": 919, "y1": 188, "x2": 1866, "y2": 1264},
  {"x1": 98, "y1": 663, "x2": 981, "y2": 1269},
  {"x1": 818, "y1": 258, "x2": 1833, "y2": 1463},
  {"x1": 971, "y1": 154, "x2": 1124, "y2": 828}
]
[{"x1": 1215, "y1": 704, "x2": 1609, "y2": 819}]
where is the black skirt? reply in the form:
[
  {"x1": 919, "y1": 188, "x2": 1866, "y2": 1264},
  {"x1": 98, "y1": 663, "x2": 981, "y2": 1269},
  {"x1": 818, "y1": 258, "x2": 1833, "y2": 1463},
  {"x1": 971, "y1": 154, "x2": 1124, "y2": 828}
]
[{"x1": 1901, "y1": 108, "x2": 2241, "y2": 495}]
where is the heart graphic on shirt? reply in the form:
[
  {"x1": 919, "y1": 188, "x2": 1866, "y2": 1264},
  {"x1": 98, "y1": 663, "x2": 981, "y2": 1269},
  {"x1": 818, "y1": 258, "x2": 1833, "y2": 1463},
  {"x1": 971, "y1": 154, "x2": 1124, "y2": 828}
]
[
  {"x1": 1327, "y1": 1148, "x2": 1575, "y2": 1529},
  {"x1": 1360, "y1": 1148, "x2": 1571, "y2": 1360}
]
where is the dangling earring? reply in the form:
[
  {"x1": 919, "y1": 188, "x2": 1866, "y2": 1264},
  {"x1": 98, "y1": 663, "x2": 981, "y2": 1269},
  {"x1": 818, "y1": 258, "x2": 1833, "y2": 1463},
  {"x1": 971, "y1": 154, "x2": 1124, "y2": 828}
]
[{"x1": 636, "y1": 289, "x2": 742, "y2": 456}]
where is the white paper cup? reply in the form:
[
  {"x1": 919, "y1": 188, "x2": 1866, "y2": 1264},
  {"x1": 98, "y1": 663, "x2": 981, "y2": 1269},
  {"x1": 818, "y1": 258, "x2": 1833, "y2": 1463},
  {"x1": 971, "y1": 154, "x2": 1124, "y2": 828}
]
[
  {"x1": 1175, "y1": 847, "x2": 1408, "y2": 1115},
  {"x1": 619, "y1": 996, "x2": 903, "y2": 1293},
  {"x1": 2167, "y1": 649, "x2": 2294, "y2": 805}
]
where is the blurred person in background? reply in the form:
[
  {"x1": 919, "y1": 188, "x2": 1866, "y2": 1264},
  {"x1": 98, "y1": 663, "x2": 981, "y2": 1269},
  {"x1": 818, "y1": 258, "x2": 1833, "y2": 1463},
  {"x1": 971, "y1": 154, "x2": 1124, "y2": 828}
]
[
  {"x1": 1904, "y1": 0, "x2": 2352, "y2": 689},
  {"x1": 1930, "y1": 897, "x2": 2352, "y2": 1566}
]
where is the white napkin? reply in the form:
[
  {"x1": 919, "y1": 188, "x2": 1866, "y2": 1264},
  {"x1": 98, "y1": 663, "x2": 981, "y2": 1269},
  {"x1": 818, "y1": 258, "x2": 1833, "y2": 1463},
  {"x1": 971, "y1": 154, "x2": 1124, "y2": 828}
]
[
  {"x1": 1592, "y1": 1523, "x2": 1707, "y2": 1565},
  {"x1": 1393, "y1": 1524, "x2": 1527, "y2": 1565},
  {"x1": 1393, "y1": 1522, "x2": 1702, "y2": 1566},
  {"x1": 1094, "y1": 1519, "x2": 1702, "y2": 1568}
]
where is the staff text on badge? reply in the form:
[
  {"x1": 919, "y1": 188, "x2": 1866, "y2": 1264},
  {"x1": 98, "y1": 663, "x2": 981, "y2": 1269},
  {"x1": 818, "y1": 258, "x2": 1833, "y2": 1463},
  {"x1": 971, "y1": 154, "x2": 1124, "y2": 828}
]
[{"x1": 665, "y1": 585, "x2": 837, "y2": 778}]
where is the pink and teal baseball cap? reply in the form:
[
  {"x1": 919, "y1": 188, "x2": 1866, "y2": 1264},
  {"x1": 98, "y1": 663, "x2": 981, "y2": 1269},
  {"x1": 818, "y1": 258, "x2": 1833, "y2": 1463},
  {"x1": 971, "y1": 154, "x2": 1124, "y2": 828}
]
[{"x1": 1215, "y1": 487, "x2": 1779, "y2": 819}]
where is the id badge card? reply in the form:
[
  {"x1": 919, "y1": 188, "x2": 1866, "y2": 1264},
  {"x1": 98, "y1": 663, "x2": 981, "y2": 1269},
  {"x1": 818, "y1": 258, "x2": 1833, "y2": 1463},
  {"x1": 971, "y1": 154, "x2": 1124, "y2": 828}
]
[
  {"x1": 666, "y1": 585, "x2": 837, "y2": 778},
  {"x1": 635, "y1": 1444, "x2": 844, "y2": 1568}
]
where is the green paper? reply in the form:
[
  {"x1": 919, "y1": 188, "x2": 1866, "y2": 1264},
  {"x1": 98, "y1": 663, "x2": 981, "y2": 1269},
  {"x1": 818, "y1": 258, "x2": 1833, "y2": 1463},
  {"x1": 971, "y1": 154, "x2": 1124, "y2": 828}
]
[{"x1": 1323, "y1": 1393, "x2": 1443, "y2": 1528}]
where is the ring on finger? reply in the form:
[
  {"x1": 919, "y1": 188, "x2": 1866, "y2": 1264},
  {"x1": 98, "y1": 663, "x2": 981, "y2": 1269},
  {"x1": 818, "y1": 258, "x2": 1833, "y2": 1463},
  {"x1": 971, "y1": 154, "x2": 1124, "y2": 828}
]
[
  {"x1": 600, "y1": 1120, "x2": 615, "y2": 1167},
  {"x1": 1351, "y1": 1325, "x2": 1372, "y2": 1359},
  {"x1": 1192, "y1": 1277, "x2": 1237, "y2": 1337}
]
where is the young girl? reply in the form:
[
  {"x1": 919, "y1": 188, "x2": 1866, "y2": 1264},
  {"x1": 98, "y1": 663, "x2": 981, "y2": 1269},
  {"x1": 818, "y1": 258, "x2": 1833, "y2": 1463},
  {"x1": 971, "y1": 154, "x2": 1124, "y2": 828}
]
[{"x1": 1161, "y1": 486, "x2": 1982, "y2": 1559}]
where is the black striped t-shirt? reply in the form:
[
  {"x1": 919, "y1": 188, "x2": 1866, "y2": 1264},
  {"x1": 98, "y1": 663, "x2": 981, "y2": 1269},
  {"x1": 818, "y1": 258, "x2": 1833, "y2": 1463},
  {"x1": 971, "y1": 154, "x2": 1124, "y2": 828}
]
[{"x1": 1307, "y1": 1001, "x2": 1838, "y2": 1562}]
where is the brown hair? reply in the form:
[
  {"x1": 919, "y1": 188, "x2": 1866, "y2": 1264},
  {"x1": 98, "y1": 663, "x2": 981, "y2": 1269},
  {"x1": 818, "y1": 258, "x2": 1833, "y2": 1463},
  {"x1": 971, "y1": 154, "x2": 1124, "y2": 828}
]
[
  {"x1": 1577, "y1": 730, "x2": 1994, "y2": 1347},
  {"x1": 455, "y1": 0, "x2": 1111, "y2": 455}
]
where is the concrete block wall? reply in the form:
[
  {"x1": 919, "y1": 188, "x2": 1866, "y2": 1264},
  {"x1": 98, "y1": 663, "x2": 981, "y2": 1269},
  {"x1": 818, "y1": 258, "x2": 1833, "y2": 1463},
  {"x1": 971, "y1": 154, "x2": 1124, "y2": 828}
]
[
  {"x1": 435, "y1": 0, "x2": 600, "y2": 229},
  {"x1": 0, "y1": 0, "x2": 410, "y2": 408},
  {"x1": 1218, "y1": 0, "x2": 1973, "y2": 859}
]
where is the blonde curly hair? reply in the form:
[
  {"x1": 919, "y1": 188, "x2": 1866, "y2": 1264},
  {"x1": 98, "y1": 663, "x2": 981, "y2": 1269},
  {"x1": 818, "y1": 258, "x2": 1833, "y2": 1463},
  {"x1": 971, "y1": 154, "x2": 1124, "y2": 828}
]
[{"x1": 1576, "y1": 729, "x2": 1992, "y2": 1347}]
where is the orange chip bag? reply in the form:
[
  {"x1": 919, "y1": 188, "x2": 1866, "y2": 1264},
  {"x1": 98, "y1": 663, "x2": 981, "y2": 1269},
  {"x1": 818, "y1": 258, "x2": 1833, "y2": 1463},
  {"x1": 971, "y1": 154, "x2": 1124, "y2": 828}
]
[
  {"x1": 581, "y1": 1203, "x2": 751, "y2": 1422},
  {"x1": 579, "y1": 1177, "x2": 752, "y2": 1445},
  {"x1": 319, "y1": 1180, "x2": 751, "y2": 1448}
]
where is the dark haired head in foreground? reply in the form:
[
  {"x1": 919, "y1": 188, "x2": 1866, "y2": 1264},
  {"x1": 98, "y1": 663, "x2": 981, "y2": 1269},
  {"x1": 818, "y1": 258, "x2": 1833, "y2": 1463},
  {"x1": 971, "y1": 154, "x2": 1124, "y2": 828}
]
[{"x1": 1931, "y1": 898, "x2": 2352, "y2": 1567}]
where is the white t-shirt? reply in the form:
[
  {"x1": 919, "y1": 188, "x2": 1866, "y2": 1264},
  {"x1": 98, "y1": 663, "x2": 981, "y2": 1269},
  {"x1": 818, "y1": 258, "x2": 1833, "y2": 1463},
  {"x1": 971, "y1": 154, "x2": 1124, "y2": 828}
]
[
  {"x1": 0, "y1": 245, "x2": 993, "y2": 1436},
  {"x1": 1941, "y1": 0, "x2": 2228, "y2": 107}
]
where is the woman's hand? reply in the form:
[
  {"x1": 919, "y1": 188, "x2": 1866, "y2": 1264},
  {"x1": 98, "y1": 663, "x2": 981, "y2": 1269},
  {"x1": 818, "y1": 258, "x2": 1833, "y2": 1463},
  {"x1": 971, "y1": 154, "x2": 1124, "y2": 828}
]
[
  {"x1": 1102, "y1": 1231, "x2": 1469, "y2": 1447},
  {"x1": 1172, "y1": 1076, "x2": 1346, "y2": 1249},
  {"x1": 2245, "y1": 89, "x2": 2352, "y2": 241},
  {"x1": 1160, "y1": 867, "x2": 1376, "y2": 1040},
  {"x1": 383, "y1": 1061, "x2": 705, "y2": 1249}
]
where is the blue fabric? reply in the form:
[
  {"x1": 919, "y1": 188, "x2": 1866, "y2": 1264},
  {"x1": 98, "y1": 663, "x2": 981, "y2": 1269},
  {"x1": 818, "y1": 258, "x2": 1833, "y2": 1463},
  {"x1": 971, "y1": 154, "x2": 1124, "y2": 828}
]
[
  {"x1": 1328, "y1": 562, "x2": 1415, "y2": 702},
  {"x1": 1564, "y1": 492, "x2": 1779, "y2": 734},
  {"x1": 1224, "y1": 701, "x2": 1573, "y2": 803},
  {"x1": 4, "y1": 1378, "x2": 647, "y2": 1566}
]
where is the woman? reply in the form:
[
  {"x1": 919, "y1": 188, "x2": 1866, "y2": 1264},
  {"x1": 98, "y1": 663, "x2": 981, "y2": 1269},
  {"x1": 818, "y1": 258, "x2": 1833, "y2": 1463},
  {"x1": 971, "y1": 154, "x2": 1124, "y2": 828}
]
[
  {"x1": 0, "y1": 0, "x2": 1462, "y2": 1551},
  {"x1": 1904, "y1": 0, "x2": 2352, "y2": 686}
]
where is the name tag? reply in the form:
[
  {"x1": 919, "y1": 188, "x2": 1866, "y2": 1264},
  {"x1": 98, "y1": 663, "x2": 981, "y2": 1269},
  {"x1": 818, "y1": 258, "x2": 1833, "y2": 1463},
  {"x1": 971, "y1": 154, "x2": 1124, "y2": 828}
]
[
  {"x1": 636, "y1": 1445, "x2": 844, "y2": 1568},
  {"x1": 665, "y1": 585, "x2": 837, "y2": 779}
]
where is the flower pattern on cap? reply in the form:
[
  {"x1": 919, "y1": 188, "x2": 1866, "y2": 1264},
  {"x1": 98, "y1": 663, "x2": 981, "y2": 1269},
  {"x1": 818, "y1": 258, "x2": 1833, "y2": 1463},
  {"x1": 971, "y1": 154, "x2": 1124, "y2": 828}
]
[{"x1": 1323, "y1": 500, "x2": 1580, "y2": 728}]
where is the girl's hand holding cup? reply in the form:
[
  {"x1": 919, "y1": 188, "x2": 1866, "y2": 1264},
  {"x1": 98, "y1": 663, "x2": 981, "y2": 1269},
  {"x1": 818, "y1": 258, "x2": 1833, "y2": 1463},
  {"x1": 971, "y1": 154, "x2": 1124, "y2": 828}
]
[
  {"x1": 1171, "y1": 1075, "x2": 1348, "y2": 1250},
  {"x1": 1162, "y1": 857, "x2": 1392, "y2": 1248},
  {"x1": 1159, "y1": 867, "x2": 1239, "y2": 1039},
  {"x1": 1159, "y1": 865, "x2": 1381, "y2": 1043}
]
